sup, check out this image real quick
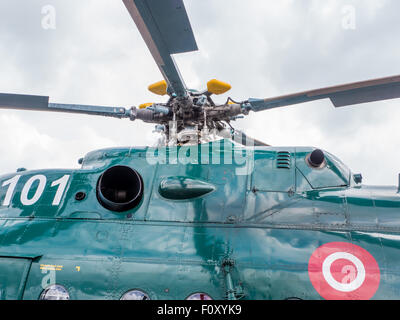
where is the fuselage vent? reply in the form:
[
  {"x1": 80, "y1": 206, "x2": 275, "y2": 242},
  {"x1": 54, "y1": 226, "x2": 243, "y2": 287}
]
[{"x1": 276, "y1": 151, "x2": 291, "y2": 169}]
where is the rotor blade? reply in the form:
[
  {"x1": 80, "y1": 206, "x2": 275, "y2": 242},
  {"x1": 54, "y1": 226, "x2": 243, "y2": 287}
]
[
  {"x1": 122, "y1": 0, "x2": 198, "y2": 97},
  {"x1": 246, "y1": 75, "x2": 400, "y2": 112},
  {"x1": 0, "y1": 93, "x2": 128, "y2": 119}
]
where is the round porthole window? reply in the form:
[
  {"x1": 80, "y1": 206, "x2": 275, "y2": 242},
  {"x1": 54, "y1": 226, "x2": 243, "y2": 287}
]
[
  {"x1": 40, "y1": 284, "x2": 70, "y2": 300},
  {"x1": 186, "y1": 293, "x2": 213, "y2": 300},
  {"x1": 120, "y1": 290, "x2": 150, "y2": 300}
]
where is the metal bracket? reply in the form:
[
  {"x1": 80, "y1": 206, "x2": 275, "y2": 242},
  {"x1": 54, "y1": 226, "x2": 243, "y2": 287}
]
[{"x1": 221, "y1": 258, "x2": 244, "y2": 300}]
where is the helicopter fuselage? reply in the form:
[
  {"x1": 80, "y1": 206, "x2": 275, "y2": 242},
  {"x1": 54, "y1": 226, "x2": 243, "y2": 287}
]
[{"x1": 0, "y1": 140, "x2": 398, "y2": 300}]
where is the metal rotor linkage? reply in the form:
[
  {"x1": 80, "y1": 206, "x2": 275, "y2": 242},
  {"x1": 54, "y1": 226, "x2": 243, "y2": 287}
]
[{"x1": 132, "y1": 92, "x2": 245, "y2": 145}]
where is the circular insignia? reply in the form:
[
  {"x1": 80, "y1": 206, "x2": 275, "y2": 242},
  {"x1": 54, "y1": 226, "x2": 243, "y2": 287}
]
[{"x1": 308, "y1": 242, "x2": 380, "y2": 300}]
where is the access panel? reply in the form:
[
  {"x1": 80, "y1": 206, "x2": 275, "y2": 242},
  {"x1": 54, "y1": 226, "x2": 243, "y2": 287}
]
[{"x1": 0, "y1": 257, "x2": 33, "y2": 299}]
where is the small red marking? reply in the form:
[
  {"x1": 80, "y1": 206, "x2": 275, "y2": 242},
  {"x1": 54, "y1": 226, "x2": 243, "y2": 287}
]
[{"x1": 308, "y1": 242, "x2": 380, "y2": 300}]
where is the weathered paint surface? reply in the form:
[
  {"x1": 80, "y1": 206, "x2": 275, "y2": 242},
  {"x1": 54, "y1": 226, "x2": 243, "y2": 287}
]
[{"x1": 0, "y1": 140, "x2": 399, "y2": 300}]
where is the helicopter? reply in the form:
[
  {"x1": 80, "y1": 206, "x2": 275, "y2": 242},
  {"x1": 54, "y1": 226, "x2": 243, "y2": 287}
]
[{"x1": 0, "y1": 0, "x2": 400, "y2": 300}]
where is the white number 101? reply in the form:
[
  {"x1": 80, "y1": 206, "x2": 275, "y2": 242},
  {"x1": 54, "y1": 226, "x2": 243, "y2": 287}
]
[{"x1": 1, "y1": 174, "x2": 70, "y2": 207}]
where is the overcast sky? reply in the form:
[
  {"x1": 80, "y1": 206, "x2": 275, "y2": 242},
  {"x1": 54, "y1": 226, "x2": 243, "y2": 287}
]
[{"x1": 0, "y1": 0, "x2": 400, "y2": 185}]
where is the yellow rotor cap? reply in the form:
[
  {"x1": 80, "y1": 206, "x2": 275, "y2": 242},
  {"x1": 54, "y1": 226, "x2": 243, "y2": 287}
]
[
  {"x1": 139, "y1": 103, "x2": 154, "y2": 109},
  {"x1": 207, "y1": 79, "x2": 232, "y2": 95},
  {"x1": 148, "y1": 80, "x2": 168, "y2": 96}
]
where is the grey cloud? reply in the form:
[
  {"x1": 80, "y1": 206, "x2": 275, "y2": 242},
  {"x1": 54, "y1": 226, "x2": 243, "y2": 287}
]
[{"x1": 0, "y1": 0, "x2": 399, "y2": 185}]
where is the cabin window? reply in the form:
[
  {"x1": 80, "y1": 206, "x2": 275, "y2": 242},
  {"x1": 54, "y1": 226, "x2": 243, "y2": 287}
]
[
  {"x1": 186, "y1": 292, "x2": 213, "y2": 300},
  {"x1": 120, "y1": 289, "x2": 150, "y2": 300},
  {"x1": 40, "y1": 284, "x2": 70, "y2": 300}
]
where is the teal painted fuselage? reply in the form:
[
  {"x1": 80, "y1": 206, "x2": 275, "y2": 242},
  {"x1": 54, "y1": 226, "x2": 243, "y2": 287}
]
[{"x1": 0, "y1": 140, "x2": 399, "y2": 300}]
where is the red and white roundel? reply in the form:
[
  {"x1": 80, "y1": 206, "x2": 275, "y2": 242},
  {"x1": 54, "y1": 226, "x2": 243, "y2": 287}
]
[{"x1": 308, "y1": 242, "x2": 380, "y2": 300}]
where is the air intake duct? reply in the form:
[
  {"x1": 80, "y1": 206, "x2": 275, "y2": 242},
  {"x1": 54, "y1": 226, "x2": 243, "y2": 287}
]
[
  {"x1": 97, "y1": 165, "x2": 143, "y2": 212},
  {"x1": 307, "y1": 149, "x2": 325, "y2": 168}
]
